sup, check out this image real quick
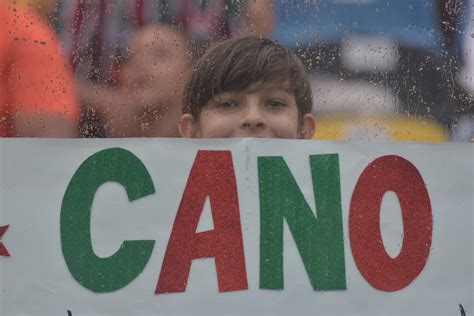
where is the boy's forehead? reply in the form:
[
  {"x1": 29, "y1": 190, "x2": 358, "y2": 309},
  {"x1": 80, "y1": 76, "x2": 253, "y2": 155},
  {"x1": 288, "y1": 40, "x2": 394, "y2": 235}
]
[{"x1": 237, "y1": 80, "x2": 293, "y2": 93}]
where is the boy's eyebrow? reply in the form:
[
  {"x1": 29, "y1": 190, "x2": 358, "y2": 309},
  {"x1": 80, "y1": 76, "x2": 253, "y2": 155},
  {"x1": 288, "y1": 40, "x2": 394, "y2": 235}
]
[{"x1": 241, "y1": 81, "x2": 294, "y2": 93}]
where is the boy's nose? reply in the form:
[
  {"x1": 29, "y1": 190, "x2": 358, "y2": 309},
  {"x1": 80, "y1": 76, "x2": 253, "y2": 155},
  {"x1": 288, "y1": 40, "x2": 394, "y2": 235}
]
[{"x1": 240, "y1": 104, "x2": 266, "y2": 130}]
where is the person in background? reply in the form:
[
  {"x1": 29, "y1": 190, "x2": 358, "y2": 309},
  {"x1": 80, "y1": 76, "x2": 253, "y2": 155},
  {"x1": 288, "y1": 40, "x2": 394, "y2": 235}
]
[
  {"x1": 0, "y1": 1, "x2": 79, "y2": 137},
  {"x1": 58, "y1": 0, "x2": 275, "y2": 137},
  {"x1": 454, "y1": 0, "x2": 473, "y2": 141},
  {"x1": 437, "y1": 0, "x2": 473, "y2": 141},
  {"x1": 179, "y1": 36, "x2": 316, "y2": 139},
  {"x1": 86, "y1": 24, "x2": 192, "y2": 137}
]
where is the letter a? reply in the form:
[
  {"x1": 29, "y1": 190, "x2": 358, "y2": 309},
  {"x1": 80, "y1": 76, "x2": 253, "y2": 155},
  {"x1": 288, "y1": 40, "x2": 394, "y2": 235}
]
[{"x1": 156, "y1": 150, "x2": 248, "y2": 293}]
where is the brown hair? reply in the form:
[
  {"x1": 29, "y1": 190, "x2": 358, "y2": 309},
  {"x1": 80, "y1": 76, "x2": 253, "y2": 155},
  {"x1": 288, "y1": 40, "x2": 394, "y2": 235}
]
[{"x1": 183, "y1": 36, "x2": 313, "y2": 119}]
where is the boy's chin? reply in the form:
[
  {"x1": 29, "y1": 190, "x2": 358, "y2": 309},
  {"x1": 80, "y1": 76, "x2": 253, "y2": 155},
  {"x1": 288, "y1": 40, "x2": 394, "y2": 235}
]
[
  {"x1": 200, "y1": 130, "x2": 300, "y2": 139},
  {"x1": 229, "y1": 133, "x2": 285, "y2": 139},
  {"x1": 225, "y1": 132, "x2": 271, "y2": 139},
  {"x1": 229, "y1": 130, "x2": 302, "y2": 139}
]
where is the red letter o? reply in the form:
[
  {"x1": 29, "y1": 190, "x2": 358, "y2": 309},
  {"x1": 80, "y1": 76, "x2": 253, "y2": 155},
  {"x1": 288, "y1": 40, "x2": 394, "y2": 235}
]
[{"x1": 349, "y1": 155, "x2": 433, "y2": 291}]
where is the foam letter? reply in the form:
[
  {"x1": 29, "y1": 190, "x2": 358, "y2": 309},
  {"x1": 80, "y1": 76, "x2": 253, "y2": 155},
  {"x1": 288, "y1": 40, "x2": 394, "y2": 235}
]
[
  {"x1": 259, "y1": 155, "x2": 346, "y2": 290},
  {"x1": 156, "y1": 150, "x2": 247, "y2": 293},
  {"x1": 349, "y1": 155, "x2": 433, "y2": 291},
  {"x1": 61, "y1": 148, "x2": 155, "y2": 292}
]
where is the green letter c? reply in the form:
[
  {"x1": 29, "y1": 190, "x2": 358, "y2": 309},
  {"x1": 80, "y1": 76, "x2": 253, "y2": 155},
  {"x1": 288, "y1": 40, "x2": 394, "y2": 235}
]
[{"x1": 61, "y1": 148, "x2": 155, "y2": 293}]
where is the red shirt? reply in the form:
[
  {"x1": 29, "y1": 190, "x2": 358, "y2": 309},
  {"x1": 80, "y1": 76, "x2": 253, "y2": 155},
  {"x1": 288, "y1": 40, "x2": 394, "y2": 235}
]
[{"x1": 0, "y1": 4, "x2": 79, "y2": 136}]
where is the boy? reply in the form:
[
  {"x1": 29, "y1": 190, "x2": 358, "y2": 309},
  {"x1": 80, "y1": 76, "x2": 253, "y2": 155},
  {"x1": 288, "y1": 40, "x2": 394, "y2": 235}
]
[{"x1": 179, "y1": 36, "x2": 316, "y2": 139}]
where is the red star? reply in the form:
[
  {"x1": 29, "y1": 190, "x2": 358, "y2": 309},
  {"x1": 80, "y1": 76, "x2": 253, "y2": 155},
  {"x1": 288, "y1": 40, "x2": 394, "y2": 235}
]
[{"x1": 0, "y1": 225, "x2": 10, "y2": 257}]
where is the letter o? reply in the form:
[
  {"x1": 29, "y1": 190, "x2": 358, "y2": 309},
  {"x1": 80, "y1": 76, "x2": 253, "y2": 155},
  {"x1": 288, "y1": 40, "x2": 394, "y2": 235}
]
[{"x1": 349, "y1": 155, "x2": 433, "y2": 291}]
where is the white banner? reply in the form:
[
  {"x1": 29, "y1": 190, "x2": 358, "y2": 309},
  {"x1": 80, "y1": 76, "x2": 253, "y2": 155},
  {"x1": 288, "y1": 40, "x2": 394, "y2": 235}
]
[{"x1": 0, "y1": 139, "x2": 472, "y2": 315}]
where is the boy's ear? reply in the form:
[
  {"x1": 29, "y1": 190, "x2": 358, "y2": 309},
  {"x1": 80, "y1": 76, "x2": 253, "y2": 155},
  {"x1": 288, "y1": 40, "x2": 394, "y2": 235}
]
[
  {"x1": 300, "y1": 113, "x2": 316, "y2": 139},
  {"x1": 179, "y1": 114, "x2": 197, "y2": 138}
]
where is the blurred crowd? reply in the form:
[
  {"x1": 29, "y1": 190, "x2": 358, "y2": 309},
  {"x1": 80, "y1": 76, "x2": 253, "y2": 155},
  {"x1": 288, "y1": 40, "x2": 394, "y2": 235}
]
[{"x1": 1, "y1": 0, "x2": 472, "y2": 141}]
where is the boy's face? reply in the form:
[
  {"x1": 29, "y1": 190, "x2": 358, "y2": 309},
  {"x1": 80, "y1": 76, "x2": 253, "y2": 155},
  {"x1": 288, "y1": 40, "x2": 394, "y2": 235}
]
[{"x1": 180, "y1": 81, "x2": 316, "y2": 139}]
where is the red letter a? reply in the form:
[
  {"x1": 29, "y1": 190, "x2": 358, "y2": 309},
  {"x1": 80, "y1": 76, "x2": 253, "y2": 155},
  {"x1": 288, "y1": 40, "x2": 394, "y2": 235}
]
[{"x1": 156, "y1": 150, "x2": 248, "y2": 293}]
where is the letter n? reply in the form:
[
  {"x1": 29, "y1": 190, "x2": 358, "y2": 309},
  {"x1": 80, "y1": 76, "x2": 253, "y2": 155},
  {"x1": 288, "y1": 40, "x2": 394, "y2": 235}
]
[
  {"x1": 259, "y1": 154, "x2": 346, "y2": 290},
  {"x1": 156, "y1": 150, "x2": 248, "y2": 293}
]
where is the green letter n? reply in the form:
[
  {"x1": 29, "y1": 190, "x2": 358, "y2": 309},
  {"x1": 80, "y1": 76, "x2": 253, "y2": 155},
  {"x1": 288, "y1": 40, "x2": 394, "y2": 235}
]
[{"x1": 258, "y1": 154, "x2": 346, "y2": 291}]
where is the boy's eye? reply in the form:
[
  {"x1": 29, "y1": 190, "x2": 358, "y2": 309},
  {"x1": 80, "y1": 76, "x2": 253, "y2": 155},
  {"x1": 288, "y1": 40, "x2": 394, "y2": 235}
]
[
  {"x1": 267, "y1": 99, "x2": 286, "y2": 108},
  {"x1": 215, "y1": 100, "x2": 238, "y2": 108}
]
